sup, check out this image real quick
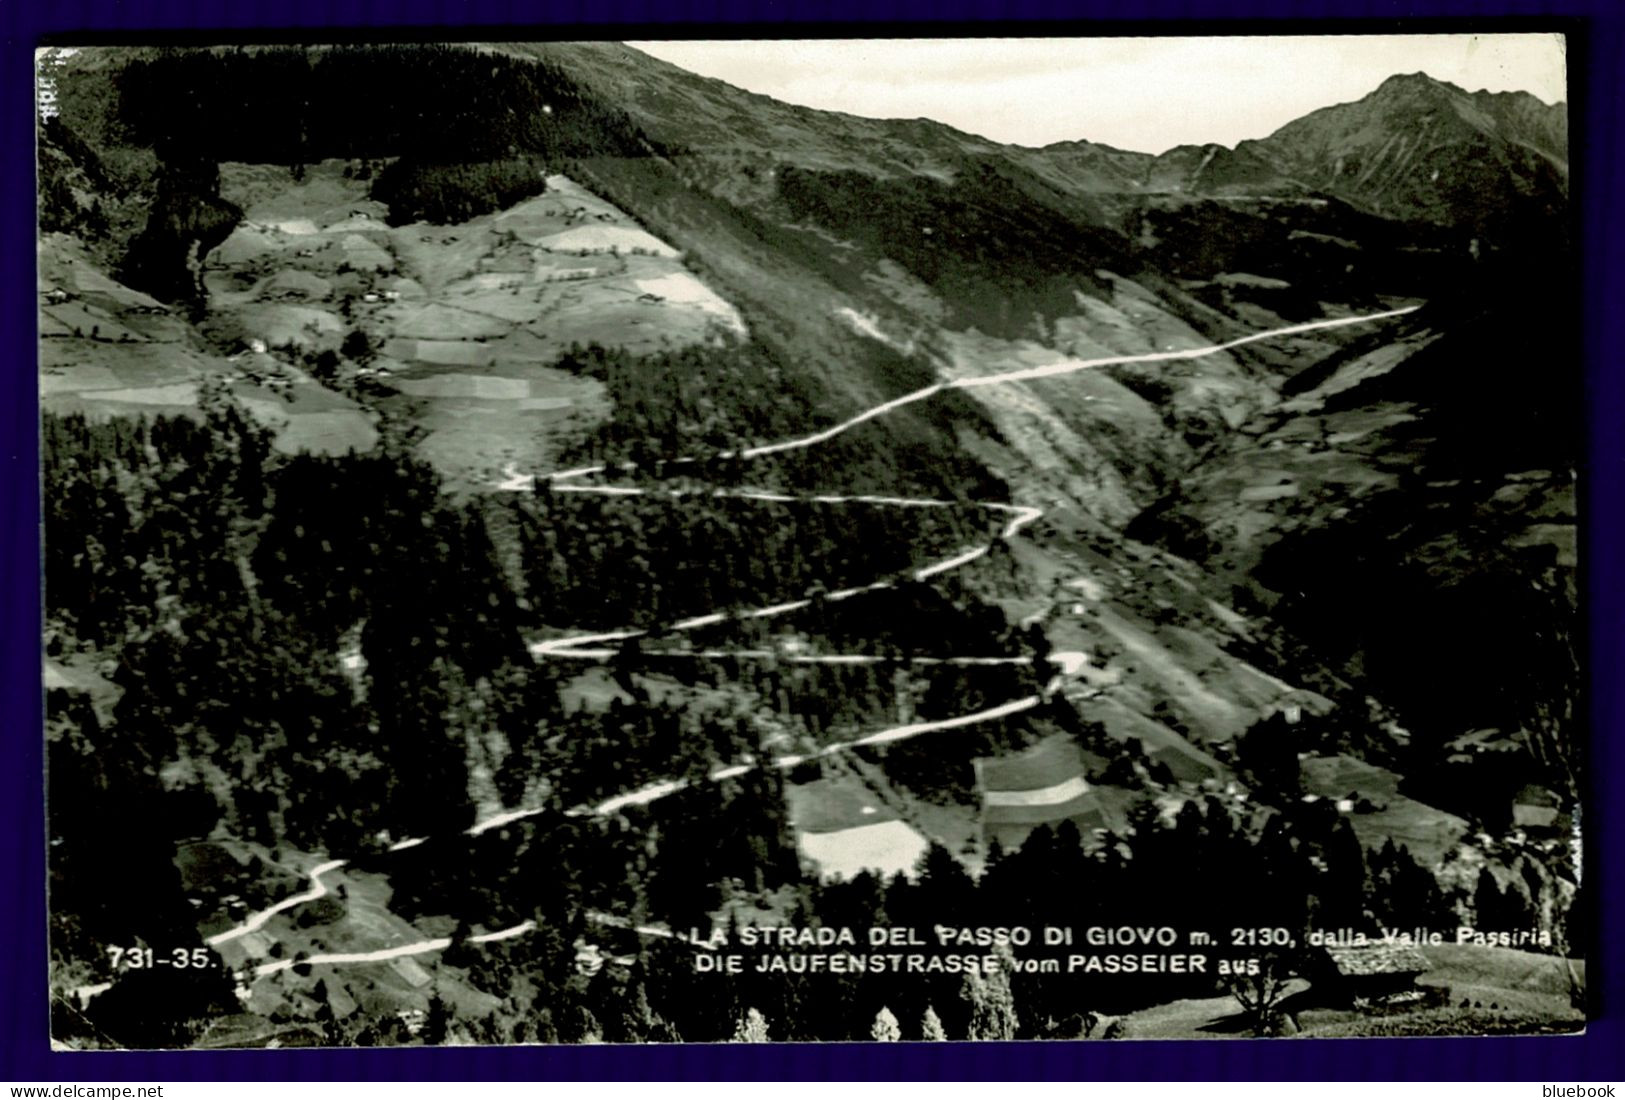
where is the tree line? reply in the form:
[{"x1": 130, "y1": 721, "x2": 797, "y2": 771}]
[
  {"x1": 111, "y1": 46, "x2": 660, "y2": 168},
  {"x1": 303, "y1": 779, "x2": 1477, "y2": 1045}
]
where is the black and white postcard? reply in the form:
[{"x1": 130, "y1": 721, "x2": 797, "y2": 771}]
[{"x1": 39, "y1": 33, "x2": 1582, "y2": 1048}]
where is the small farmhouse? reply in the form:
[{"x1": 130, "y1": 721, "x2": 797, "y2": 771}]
[
  {"x1": 1311, "y1": 942, "x2": 1432, "y2": 1007},
  {"x1": 1511, "y1": 784, "x2": 1564, "y2": 832}
]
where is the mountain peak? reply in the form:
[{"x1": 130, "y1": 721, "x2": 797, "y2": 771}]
[
  {"x1": 1371, "y1": 70, "x2": 1460, "y2": 102},
  {"x1": 1379, "y1": 70, "x2": 1441, "y2": 88}
]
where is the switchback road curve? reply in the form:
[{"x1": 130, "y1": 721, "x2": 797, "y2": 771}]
[{"x1": 198, "y1": 306, "x2": 1419, "y2": 978}]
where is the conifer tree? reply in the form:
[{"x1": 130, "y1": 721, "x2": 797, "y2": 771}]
[
  {"x1": 920, "y1": 1005, "x2": 947, "y2": 1041},
  {"x1": 959, "y1": 947, "x2": 1017, "y2": 1040},
  {"x1": 732, "y1": 1006, "x2": 770, "y2": 1043},
  {"x1": 871, "y1": 1006, "x2": 901, "y2": 1042},
  {"x1": 423, "y1": 990, "x2": 449, "y2": 1045}
]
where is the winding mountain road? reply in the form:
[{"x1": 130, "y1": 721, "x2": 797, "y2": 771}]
[{"x1": 202, "y1": 305, "x2": 1419, "y2": 980}]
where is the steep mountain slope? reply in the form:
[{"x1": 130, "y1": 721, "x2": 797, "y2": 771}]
[
  {"x1": 1140, "y1": 141, "x2": 1290, "y2": 195},
  {"x1": 39, "y1": 38, "x2": 1576, "y2": 799},
  {"x1": 1023, "y1": 70, "x2": 1569, "y2": 241},
  {"x1": 491, "y1": 41, "x2": 1007, "y2": 177},
  {"x1": 1241, "y1": 72, "x2": 1568, "y2": 234},
  {"x1": 41, "y1": 42, "x2": 1581, "y2": 1048},
  {"x1": 1126, "y1": 252, "x2": 1579, "y2": 843}
]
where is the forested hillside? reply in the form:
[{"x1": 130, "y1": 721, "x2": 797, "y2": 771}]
[
  {"x1": 41, "y1": 41, "x2": 1582, "y2": 1048},
  {"x1": 44, "y1": 45, "x2": 665, "y2": 304}
]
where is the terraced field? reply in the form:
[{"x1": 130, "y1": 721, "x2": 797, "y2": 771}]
[
  {"x1": 201, "y1": 162, "x2": 748, "y2": 485},
  {"x1": 42, "y1": 161, "x2": 758, "y2": 482}
]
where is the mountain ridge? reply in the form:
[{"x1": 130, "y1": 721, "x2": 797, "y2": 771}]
[
  {"x1": 548, "y1": 45, "x2": 1568, "y2": 231},
  {"x1": 39, "y1": 40, "x2": 1583, "y2": 1050}
]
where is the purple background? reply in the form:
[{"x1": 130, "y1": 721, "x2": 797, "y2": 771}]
[{"x1": 3, "y1": 0, "x2": 1620, "y2": 1081}]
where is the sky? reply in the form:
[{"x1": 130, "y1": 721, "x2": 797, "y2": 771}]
[{"x1": 627, "y1": 34, "x2": 1566, "y2": 154}]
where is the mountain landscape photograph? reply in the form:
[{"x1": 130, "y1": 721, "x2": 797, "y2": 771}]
[{"x1": 36, "y1": 33, "x2": 1584, "y2": 1048}]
